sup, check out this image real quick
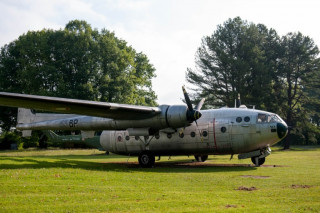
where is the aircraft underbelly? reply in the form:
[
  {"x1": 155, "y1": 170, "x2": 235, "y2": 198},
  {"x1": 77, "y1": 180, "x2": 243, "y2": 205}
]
[{"x1": 100, "y1": 128, "x2": 218, "y2": 156}]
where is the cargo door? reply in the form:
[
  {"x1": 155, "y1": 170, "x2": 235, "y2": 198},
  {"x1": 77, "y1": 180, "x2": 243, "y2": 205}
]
[
  {"x1": 214, "y1": 118, "x2": 231, "y2": 154},
  {"x1": 115, "y1": 132, "x2": 127, "y2": 154}
]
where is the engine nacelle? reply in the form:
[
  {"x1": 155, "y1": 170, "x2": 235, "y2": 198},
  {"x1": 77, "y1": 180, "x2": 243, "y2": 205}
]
[
  {"x1": 165, "y1": 105, "x2": 189, "y2": 128},
  {"x1": 98, "y1": 105, "x2": 192, "y2": 132}
]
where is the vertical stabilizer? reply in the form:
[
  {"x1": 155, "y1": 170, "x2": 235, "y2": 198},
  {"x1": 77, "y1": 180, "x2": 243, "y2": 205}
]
[
  {"x1": 17, "y1": 108, "x2": 36, "y2": 124},
  {"x1": 17, "y1": 108, "x2": 35, "y2": 137}
]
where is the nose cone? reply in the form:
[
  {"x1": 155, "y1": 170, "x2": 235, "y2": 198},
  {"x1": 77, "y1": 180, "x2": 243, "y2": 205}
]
[{"x1": 277, "y1": 122, "x2": 288, "y2": 139}]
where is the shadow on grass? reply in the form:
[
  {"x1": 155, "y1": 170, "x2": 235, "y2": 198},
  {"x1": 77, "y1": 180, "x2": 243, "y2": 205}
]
[{"x1": 0, "y1": 155, "x2": 258, "y2": 173}]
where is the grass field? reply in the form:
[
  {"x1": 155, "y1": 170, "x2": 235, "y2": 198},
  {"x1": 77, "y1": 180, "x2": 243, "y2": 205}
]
[{"x1": 0, "y1": 147, "x2": 319, "y2": 212}]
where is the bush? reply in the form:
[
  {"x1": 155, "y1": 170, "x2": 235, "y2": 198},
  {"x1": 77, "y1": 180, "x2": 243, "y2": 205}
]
[
  {"x1": 0, "y1": 132, "x2": 23, "y2": 150},
  {"x1": 22, "y1": 134, "x2": 39, "y2": 148}
]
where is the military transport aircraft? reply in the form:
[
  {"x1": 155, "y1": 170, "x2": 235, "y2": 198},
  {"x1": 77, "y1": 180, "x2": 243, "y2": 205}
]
[{"x1": 0, "y1": 87, "x2": 288, "y2": 167}]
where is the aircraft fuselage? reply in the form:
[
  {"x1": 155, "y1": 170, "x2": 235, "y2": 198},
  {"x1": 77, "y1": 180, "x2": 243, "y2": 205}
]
[{"x1": 100, "y1": 107, "x2": 287, "y2": 156}]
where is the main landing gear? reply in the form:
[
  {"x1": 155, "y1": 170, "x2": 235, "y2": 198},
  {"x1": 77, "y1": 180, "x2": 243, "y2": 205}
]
[
  {"x1": 194, "y1": 155, "x2": 208, "y2": 162},
  {"x1": 137, "y1": 152, "x2": 210, "y2": 168},
  {"x1": 138, "y1": 151, "x2": 155, "y2": 168}
]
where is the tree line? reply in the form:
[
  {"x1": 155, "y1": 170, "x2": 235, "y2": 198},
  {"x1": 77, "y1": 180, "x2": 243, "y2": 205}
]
[
  {"x1": 186, "y1": 17, "x2": 320, "y2": 148},
  {"x1": 0, "y1": 18, "x2": 319, "y2": 149},
  {"x1": 0, "y1": 20, "x2": 157, "y2": 131}
]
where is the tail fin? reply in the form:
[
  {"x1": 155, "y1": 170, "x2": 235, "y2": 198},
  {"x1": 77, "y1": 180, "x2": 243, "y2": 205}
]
[
  {"x1": 17, "y1": 108, "x2": 36, "y2": 137},
  {"x1": 17, "y1": 108, "x2": 36, "y2": 125}
]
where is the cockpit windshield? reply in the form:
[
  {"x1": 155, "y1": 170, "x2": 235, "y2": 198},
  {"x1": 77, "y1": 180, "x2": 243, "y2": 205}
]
[{"x1": 257, "y1": 113, "x2": 282, "y2": 123}]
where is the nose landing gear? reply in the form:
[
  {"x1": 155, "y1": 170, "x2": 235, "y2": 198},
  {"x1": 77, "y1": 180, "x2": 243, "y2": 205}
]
[
  {"x1": 251, "y1": 157, "x2": 265, "y2": 166},
  {"x1": 238, "y1": 146, "x2": 271, "y2": 167}
]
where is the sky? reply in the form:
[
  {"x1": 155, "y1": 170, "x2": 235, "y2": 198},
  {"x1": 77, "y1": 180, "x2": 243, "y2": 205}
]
[{"x1": 0, "y1": 0, "x2": 319, "y2": 105}]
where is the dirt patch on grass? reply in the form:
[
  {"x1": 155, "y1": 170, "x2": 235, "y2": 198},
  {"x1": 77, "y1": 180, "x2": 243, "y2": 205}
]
[
  {"x1": 237, "y1": 186, "x2": 257, "y2": 191},
  {"x1": 225, "y1": 204, "x2": 237, "y2": 208},
  {"x1": 291, "y1": 184, "x2": 312, "y2": 189},
  {"x1": 241, "y1": 175, "x2": 270, "y2": 179}
]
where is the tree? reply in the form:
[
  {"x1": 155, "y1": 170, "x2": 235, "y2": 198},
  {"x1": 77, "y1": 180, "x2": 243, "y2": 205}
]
[
  {"x1": 0, "y1": 20, "x2": 157, "y2": 130},
  {"x1": 186, "y1": 17, "x2": 278, "y2": 109},
  {"x1": 277, "y1": 32, "x2": 320, "y2": 149}
]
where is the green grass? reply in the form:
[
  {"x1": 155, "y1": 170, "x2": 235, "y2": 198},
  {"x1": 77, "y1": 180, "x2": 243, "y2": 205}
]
[{"x1": 0, "y1": 147, "x2": 319, "y2": 212}]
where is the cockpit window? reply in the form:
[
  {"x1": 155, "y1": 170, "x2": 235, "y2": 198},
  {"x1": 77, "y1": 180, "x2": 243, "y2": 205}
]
[
  {"x1": 270, "y1": 114, "x2": 282, "y2": 122},
  {"x1": 257, "y1": 113, "x2": 281, "y2": 123},
  {"x1": 257, "y1": 114, "x2": 267, "y2": 123}
]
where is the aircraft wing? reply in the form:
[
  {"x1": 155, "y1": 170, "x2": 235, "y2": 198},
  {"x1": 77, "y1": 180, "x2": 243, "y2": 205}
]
[{"x1": 0, "y1": 92, "x2": 161, "y2": 120}]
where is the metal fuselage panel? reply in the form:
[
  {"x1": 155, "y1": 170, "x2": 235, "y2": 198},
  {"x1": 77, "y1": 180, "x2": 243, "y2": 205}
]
[{"x1": 100, "y1": 108, "x2": 284, "y2": 156}]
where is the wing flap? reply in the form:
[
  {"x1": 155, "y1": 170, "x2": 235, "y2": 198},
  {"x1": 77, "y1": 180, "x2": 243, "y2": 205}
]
[{"x1": 0, "y1": 92, "x2": 161, "y2": 120}]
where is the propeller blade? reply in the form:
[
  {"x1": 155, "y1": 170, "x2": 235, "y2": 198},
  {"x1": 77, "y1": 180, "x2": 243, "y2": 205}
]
[
  {"x1": 195, "y1": 98, "x2": 205, "y2": 111},
  {"x1": 195, "y1": 120, "x2": 203, "y2": 142},
  {"x1": 182, "y1": 86, "x2": 193, "y2": 111}
]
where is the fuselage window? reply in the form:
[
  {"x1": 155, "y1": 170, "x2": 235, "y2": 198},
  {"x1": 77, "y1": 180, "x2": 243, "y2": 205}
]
[
  {"x1": 125, "y1": 135, "x2": 130, "y2": 141},
  {"x1": 167, "y1": 133, "x2": 172, "y2": 139},
  {"x1": 244, "y1": 116, "x2": 250, "y2": 122},
  {"x1": 221, "y1": 127, "x2": 227, "y2": 133},
  {"x1": 236, "y1": 117, "x2": 242, "y2": 123},
  {"x1": 135, "y1": 136, "x2": 139, "y2": 141},
  {"x1": 155, "y1": 134, "x2": 160, "y2": 139},
  {"x1": 191, "y1": 132, "x2": 196, "y2": 137},
  {"x1": 202, "y1": 131, "x2": 208, "y2": 137}
]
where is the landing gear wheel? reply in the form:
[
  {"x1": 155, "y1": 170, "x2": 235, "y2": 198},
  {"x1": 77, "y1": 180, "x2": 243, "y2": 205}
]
[
  {"x1": 138, "y1": 151, "x2": 155, "y2": 168},
  {"x1": 251, "y1": 157, "x2": 265, "y2": 166},
  {"x1": 194, "y1": 155, "x2": 208, "y2": 162}
]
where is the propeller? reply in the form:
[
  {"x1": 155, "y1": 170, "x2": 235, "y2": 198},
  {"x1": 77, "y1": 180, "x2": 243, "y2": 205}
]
[
  {"x1": 182, "y1": 86, "x2": 205, "y2": 141},
  {"x1": 182, "y1": 86, "x2": 203, "y2": 122}
]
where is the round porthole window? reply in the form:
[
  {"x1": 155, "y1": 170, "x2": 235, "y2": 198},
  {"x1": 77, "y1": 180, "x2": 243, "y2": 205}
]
[
  {"x1": 167, "y1": 133, "x2": 172, "y2": 139},
  {"x1": 117, "y1": 135, "x2": 122, "y2": 142},
  {"x1": 202, "y1": 131, "x2": 208, "y2": 137},
  {"x1": 236, "y1": 117, "x2": 242, "y2": 123},
  {"x1": 155, "y1": 134, "x2": 160, "y2": 139},
  {"x1": 221, "y1": 127, "x2": 227, "y2": 133},
  {"x1": 125, "y1": 135, "x2": 130, "y2": 141},
  {"x1": 191, "y1": 132, "x2": 196, "y2": 137},
  {"x1": 244, "y1": 116, "x2": 250, "y2": 122}
]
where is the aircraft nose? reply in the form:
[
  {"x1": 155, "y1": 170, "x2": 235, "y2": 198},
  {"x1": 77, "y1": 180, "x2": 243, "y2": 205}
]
[{"x1": 277, "y1": 122, "x2": 288, "y2": 139}]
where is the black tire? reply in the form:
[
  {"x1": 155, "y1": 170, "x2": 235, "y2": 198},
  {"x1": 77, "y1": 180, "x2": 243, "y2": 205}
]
[
  {"x1": 251, "y1": 157, "x2": 265, "y2": 166},
  {"x1": 138, "y1": 151, "x2": 155, "y2": 168},
  {"x1": 194, "y1": 155, "x2": 208, "y2": 162}
]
